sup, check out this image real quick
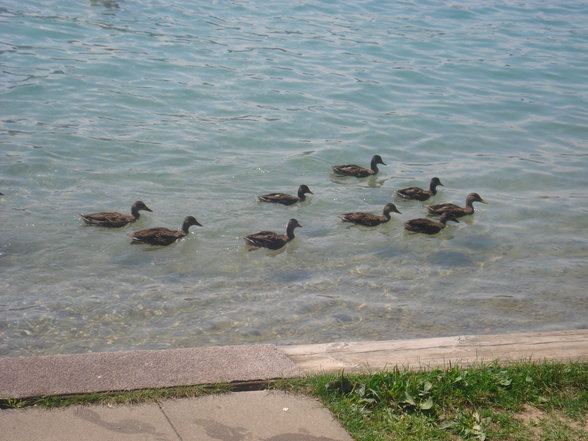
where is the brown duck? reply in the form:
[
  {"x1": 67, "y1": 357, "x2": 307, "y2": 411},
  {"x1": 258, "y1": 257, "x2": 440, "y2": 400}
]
[
  {"x1": 244, "y1": 218, "x2": 302, "y2": 250},
  {"x1": 81, "y1": 200, "x2": 152, "y2": 227},
  {"x1": 404, "y1": 212, "x2": 460, "y2": 235},
  {"x1": 340, "y1": 203, "x2": 401, "y2": 227},
  {"x1": 258, "y1": 185, "x2": 313, "y2": 206},
  {"x1": 129, "y1": 216, "x2": 202, "y2": 246},
  {"x1": 426, "y1": 192, "x2": 487, "y2": 217},
  {"x1": 397, "y1": 177, "x2": 444, "y2": 201},
  {"x1": 332, "y1": 154, "x2": 386, "y2": 177}
]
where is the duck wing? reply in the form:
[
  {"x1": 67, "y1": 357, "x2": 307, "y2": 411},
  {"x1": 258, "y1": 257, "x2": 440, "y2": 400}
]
[
  {"x1": 404, "y1": 218, "x2": 441, "y2": 234},
  {"x1": 341, "y1": 212, "x2": 383, "y2": 226},
  {"x1": 426, "y1": 202, "x2": 461, "y2": 215},
  {"x1": 129, "y1": 227, "x2": 182, "y2": 245},
  {"x1": 244, "y1": 231, "x2": 288, "y2": 249},
  {"x1": 397, "y1": 187, "x2": 430, "y2": 201},
  {"x1": 258, "y1": 193, "x2": 299, "y2": 205},
  {"x1": 81, "y1": 211, "x2": 134, "y2": 227},
  {"x1": 332, "y1": 164, "x2": 371, "y2": 177}
]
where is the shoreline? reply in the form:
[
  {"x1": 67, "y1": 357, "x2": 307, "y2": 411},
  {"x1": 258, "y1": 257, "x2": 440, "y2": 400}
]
[{"x1": 2, "y1": 329, "x2": 587, "y2": 400}]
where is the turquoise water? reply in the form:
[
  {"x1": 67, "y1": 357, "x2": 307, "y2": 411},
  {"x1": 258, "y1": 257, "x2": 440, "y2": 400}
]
[{"x1": 1, "y1": 0, "x2": 587, "y2": 356}]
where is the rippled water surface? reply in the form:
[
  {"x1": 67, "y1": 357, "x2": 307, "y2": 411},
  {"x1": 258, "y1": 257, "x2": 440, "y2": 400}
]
[{"x1": 1, "y1": 0, "x2": 587, "y2": 356}]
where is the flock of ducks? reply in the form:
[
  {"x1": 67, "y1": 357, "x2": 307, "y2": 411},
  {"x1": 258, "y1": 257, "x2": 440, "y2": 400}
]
[{"x1": 80, "y1": 155, "x2": 488, "y2": 250}]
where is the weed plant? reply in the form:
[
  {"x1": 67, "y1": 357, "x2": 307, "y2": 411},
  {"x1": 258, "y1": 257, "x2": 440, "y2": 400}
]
[{"x1": 279, "y1": 361, "x2": 588, "y2": 441}]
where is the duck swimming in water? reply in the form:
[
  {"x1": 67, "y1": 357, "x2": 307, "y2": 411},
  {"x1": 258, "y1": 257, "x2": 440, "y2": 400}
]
[
  {"x1": 404, "y1": 212, "x2": 459, "y2": 235},
  {"x1": 397, "y1": 177, "x2": 444, "y2": 201},
  {"x1": 81, "y1": 200, "x2": 152, "y2": 228},
  {"x1": 128, "y1": 216, "x2": 202, "y2": 246},
  {"x1": 244, "y1": 218, "x2": 302, "y2": 250},
  {"x1": 426, "y1": 192, "x2": 487, "y2": 217},
  {"x1": 340, "y1": 203, "x2": 401, "y2": 227},
  {"x1": 258, "y1": 185, "x2": 313, "y2": 206},
  {"x1": 332, "y1": 155, "x2": 386, "y2": 178}
]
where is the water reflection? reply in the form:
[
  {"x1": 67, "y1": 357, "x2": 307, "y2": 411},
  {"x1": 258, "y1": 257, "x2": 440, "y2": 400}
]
[{"x1": 89, "y1": 0, "x2": 120, "y2": 9}]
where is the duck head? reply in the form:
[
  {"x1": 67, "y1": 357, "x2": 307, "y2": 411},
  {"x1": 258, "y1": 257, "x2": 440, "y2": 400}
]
[
  {"x1": 298, "y1": 185, "x2": 313, "y2": 195},
  {"x1": 383, "y1": 203, "x2": 401, "y2": 215},
  {"x1": 133, "y1": 200, "x2": 153, "y2": 212},
  {"x1": 430, "y1": 177, "x2": 444, "y2": 188},
  {"x1": 467, "y1": 193, "x2": 488, "y2": 204},
  {"x1": 183, "y1": 216, "x2": 203, "y2": 231},
  {"x1": 371, "y1": 155, "x2": 386, "y2": 166}
]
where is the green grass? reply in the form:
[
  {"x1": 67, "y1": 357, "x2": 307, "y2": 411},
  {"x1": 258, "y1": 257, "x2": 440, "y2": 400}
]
[
  {"x1": 275, "y1": 361, "x2": 588, "y2": 441},
  {"x1": 0, "y1": 383, "x2": 230, "y2": 409}
]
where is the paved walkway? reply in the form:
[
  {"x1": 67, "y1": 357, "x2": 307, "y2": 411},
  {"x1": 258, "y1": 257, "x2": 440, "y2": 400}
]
[
  {"x1": 0, "y1": 390, "x2": 354, "y2": 441},
  {"x1": 1, "y1": 330, "x2": 587, "y2": 441}
]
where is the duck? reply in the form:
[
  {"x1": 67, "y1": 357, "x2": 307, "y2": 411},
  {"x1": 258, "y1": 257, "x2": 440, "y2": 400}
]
[
  {"x1": 244, "y1": 218, "x2": 302, "y2": 250},
  {"x1": 426, "y1": 192, "x2": 487, "y2": 217},
  {"x1": 404, "y1": 212, "x2": 460, "y2": 235},
  {"x1": 396, "y1": 177, "x2": 444, "y2": 201},
  {"x1": 258, "y1": 185, "x2": 313, "y2": 206},
  {"x1": 80, "y1": 200, "x2": 152, "y2": 227},
  {"x1": 128, "y1": 216, "x2": 202, "y2": 246},
  {"x1": 332, "y1": 154, "x2": 386, "y2": 178},
  {"x1": 340, "y1": 203, "x2": 401, "y2": 227}
]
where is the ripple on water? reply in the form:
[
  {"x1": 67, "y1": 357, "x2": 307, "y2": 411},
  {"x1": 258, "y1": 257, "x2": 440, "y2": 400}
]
[{"x1": 1, "y1": 0, "x2": 588, "y2": 356}]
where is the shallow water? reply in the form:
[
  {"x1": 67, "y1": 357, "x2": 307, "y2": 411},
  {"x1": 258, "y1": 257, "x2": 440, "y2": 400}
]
[{"x1": 1, "y1": 0, "x2": 587, "y2": 356}]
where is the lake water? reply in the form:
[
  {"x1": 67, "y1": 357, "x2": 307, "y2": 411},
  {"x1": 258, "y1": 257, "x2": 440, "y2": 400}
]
[{"x1": 1, "y1": 0, "x2": 587, "y2": 357}]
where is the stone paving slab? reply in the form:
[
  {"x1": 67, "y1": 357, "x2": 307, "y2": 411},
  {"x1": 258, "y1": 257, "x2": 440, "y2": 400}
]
[
  {"x1": 0, "y1": 391, "x2": 355, "y2": 441},
  {"x1": 161, "y1": 390, "x2": 354, "y2": 441},
  {"x1": 0, "y1": 344, "x2": 302, "y2": 399},
  {"x1": 0, "y1": 402, "x2": 179, "y2": 441}
]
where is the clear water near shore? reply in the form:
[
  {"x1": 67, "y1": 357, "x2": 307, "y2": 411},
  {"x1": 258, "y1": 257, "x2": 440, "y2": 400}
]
[{"x1": 1, "y1": 0, "x2": 587, "y2": 356}]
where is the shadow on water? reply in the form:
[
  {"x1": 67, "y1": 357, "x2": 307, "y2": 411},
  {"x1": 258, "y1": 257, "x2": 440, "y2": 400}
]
[
  {"x1": 89, "y1": 0, "x2": 120, "y2": 9},
  {"x1": 428, "y1": 250, "x2": 474, "y2": 267}
]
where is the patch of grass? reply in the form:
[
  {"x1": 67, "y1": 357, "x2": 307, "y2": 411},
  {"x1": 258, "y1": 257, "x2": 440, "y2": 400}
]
[
  {"x1": 276, "y1": 361, "x2": 588, "y2": 441},
  {"x1": 0, "y1": 383, "x2": 230, "y2": 409}
]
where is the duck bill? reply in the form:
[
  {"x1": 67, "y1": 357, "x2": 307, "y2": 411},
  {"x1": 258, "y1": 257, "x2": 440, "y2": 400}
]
[{"x1": 480, "y1": 199, "x2": 488, "y2": 204}]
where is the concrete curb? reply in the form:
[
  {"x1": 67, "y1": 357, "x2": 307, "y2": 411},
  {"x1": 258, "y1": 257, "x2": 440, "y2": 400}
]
[
  {"x1": 0, "y1": 344, "x2": 302, "y2": 399},
  {"x1": 1, "y1": 330, "x2": 587, "y2": 400}
]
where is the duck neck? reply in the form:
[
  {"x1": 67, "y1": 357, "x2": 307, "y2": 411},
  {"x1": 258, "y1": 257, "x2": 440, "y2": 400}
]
[
  {"x1": 297, "y1": 188, "x2": 306, "y2": 201},
  {"x1": 131, "y1": 206, "x2": 141, "y2": 219},
  {"x1": 370, "y1": 158, "x2": 379, "y2": 173},
  {"x1": 464, "y1": 198, "x2": 475, "y2": 212},
  {"x1": 181, "y1": 221, "x2": 193, "y2": 234},
  {"x1": 382, "y1": 208, "x2": 392, "y2": 220},
  {"x1": 286, "y1": 223, "x2": 297, "y2": 241},
  {"x1": 429, "y1": 182, "x2": 439, "y2": 195}
]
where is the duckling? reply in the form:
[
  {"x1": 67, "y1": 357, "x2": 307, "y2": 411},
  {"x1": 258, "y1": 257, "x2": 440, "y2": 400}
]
[
  {"x1": 129, "y1": 216, "x2": 202, "y2": 246},
  {"x1": 340, "y1": 203, "x2": 401, "y2": 227},
  {"x1": 245, "y1": 218, "x2": 302, "y2": 250},
  {"x1": 81, "y1": 200, "x2": 152, "y2": 228},
  {"x1": 426, "y1": 192, "x2": 487, "y2": 217},
  {"x1": 332, "y1": 154, "x2": 386, "y2": 178},
  {"x1": 404, "y1": 212, "x2": 460, "y2": 235},
  {"x1": 258, "y1": 185, "x2": 313, "y2": 206},
  {"x1": 396, "y1": 177, "x2": 443, "y2": 201}
]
